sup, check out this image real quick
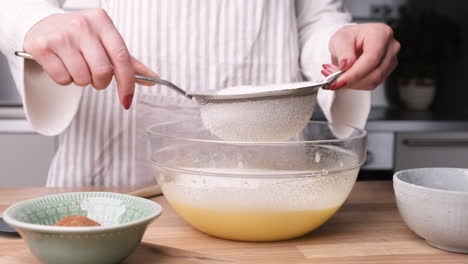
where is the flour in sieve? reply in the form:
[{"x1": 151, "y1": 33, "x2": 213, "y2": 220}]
[
  {"x1": 200, "y1": 82, "x2": 318, "y2": 142},
  {"x1": 216, "y1": 81, "x2": 319, "y2": 95}
]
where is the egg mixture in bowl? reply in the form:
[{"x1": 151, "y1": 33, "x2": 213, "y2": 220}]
[{"x1": 147, "y1": 119, "x2": 366, "y2": 241}]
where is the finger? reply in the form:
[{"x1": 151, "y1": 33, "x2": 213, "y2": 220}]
[
  {"x1": 322, "y1": 66, "x2": 338, "y2": 76},
  {"x1": 329, "y1": 28, "x2": 358, "y2": 70},
  {"x1": 98, "y1": 21, "x2": 135, "y2": 109},
  {"x1": 347, "y1": 40, "x2": 399, "y2": 90},
  {"x1": 329, "y1": 80, "x2": 348, "y2": 91},
  {"x1": 131, "y1": 57, "x2": 159, "y2": 86},
  {"x1": 365, "y1": 41, "x2": 399, "y2": 87},
  {"x1": 322, "y1": 69, "x2": 334, "y2": 76},
  {"x1": 381, "y1": 40, "x2": 400, "y2": 79},
  {"x1": 337, "y1": 31, "x2": 392, "y2": 86},
  {"x1": 32, "y1": 50, "x2": 73, "y2": 86},
  {"x1": 322, "y1": 64, "x2": 340, "y2": 72},
  {"x1": 53, "y1": 47, "x2": 92, "y2": 87},
  {"x1": 321, "y1": 70, "x2": 330, "y2": 77},
  {"x1": 80, "y1": 35, "x2": 114, "y2": 90}
]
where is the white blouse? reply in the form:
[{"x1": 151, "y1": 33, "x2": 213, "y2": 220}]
[{"x1": 0, "y1": 0, "x2": 370, "y2": 187}]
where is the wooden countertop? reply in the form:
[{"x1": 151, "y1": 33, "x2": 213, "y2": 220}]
[{"x1": 0, "y1": 182, "x2": 466, "y2": 263}]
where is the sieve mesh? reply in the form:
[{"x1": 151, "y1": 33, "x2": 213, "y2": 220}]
[{"x1": 198, "y1": 82, "x2": 319, "y2": 141}]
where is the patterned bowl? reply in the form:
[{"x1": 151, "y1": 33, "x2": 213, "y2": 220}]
[{"x1": 3, "y1": 192, "x2": 162, "y2": 264}]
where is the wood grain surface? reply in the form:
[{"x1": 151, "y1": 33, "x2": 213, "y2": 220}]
[{"x1": 0, "y1": 182, "x2": 466, "y2": 263}]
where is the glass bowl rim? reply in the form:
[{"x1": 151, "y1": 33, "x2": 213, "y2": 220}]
[
  {"x1": 146, "y1": 120, "x2": 367, "y2": 145},
  {"x1": 151, "y1": 160, "x2": 364, "y2": 178}
]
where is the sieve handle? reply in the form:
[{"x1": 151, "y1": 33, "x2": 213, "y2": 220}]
[
  {"x1": 321, "y1": 70, "x2": 344, "y2": 90},
  {"x1": 134, "y1": 74, "x2": 192, "y2": 99},
  {"x1": 14, "y1": 51, "x2": 192, "y2": 99}
]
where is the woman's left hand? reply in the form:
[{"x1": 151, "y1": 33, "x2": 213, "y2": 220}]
[{"x1": 322, "y1": 23, "x2": 400, "y2": 90}]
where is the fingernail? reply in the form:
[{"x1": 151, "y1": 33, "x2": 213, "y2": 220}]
[
  {"x1": 333, "y1": 81, "x2": 348, "y2": 90},
  {"x1": 339, "y1": 59, "x2": 348, "y2": 70},
  {"x1": 323, "y1": 64, "x2": 331, "y2": 69},
  {"x1": 123, "y1": 94, "x2": 133, "y2": 110},
  {"x1": 321, "y1": 70, "x2": 330, "y2": 76}
]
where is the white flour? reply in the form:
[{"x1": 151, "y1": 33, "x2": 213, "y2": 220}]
[
  {"x1": 216, "y1": 81, "x2": 319, "y2": 95},
  {"x1": 200, "y1": 82, "x2": 318, "y2": 142}
]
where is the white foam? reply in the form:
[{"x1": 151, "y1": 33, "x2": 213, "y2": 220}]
[{"x1": 157, "y1": 167, "x2": 359, "y2": 211}]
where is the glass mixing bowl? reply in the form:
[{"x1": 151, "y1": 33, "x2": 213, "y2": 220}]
[{"x1": 148, "y1": 119, "x2": 366, "y2": 242}]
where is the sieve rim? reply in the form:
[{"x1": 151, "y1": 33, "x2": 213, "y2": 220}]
[{"x1": 190, "y1": 85, "x2": 319, "y2": 102}]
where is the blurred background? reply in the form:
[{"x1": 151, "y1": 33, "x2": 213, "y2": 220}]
[{"x1": 1, "y1": 0, "x2": 467, "y2": 186}]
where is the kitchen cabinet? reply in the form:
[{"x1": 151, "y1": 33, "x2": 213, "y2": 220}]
[
  {"x1": 395, "y1": 132, "x2": 468, "y2": 171},
  {"x1": 362, "y1": 132, "x2": 394, "y2": 170},
  {"x1": 0, "y1": 53, "x2": 21, "y2": 106},
  {"x1": 0, "y1": 133, "x2": 56, "y2": 187}
]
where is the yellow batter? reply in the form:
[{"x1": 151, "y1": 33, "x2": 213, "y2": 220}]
[{"x1": 169, "y1": 200, "x2": 341, "y2": 241}]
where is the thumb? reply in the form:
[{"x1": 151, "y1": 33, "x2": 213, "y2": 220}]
[
  {"x1": 131, "y1": 57, "x2": 159, "y2": 86},
  {"x1": 329, "y1": 28, "x2": 358, "y2": 71}
]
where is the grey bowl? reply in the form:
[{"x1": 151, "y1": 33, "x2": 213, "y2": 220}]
[{"x1": 394, "y1": 168, "x2": 468, "y2": 253}]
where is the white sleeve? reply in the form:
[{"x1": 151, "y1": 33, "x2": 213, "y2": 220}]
[
  {"x1": 0, "y1": 0, "x2": 83, "y2": 136},
  {"x1": 296, "y1": 0, "x2": 370, "y2": 130}
]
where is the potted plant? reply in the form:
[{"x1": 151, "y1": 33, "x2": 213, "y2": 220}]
[{"x1": 388, "y1": 8, "x2": 461, "y2": 111}]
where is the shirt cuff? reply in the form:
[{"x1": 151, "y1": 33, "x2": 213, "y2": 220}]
[
  {"x1": 6, "y1": 4, "x2": 83, "y2": 136},
  {"x1": 318, "y1": 88, "x2": 371, "y2": 138}
]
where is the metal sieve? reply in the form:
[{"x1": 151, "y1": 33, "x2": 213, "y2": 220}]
[{"x1": 15, "y1": 51, "x2": 342, "y2": 141}]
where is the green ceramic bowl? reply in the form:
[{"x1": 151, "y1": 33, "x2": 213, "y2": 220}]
[{"x1": 3, "y1": 192, "x2": 162, "y2": 264}]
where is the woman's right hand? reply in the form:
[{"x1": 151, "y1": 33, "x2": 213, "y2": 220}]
[{"x1": 23, "y1": 8, "x2": 156, "y2": 109}]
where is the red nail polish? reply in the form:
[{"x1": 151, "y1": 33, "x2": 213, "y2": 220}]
[
  {"x1": 123, "y1": 94, "x2": 133, "y2": 110},
  {"x1": 334, "y1": 81, "x2": 348, "y2": 90},
  {"x1": 339, "y1": 59, "x2": 348, "y2": 70},
  {"x1": 321, "y1": 70, "x2": 330, "y2": 76}
]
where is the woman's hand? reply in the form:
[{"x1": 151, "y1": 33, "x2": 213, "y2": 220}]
[
  {"x1": 23, "y1": 9, "x2": 157, "y2": 109},
  {"x1": 322, "y1": 23, "x2": 400, "y2": 90}
]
